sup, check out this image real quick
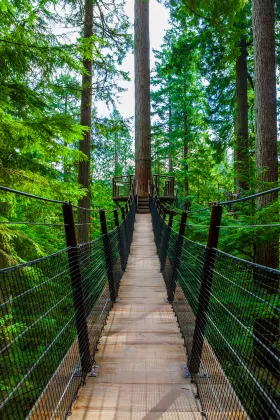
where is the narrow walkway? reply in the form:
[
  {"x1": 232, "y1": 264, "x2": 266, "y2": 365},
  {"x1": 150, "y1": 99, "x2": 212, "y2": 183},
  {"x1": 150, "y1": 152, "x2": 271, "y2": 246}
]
[{"x1": 71, "y1": 214, "x2": 202, "y2": 419}]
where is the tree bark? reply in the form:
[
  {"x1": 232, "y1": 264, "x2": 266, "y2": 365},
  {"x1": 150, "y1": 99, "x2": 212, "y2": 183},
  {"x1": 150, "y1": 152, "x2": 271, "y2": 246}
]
[
  {"x1": 64, "y1": 94, "x2": 68, "y2": 183},
  {"x1": 235, "y1": 37, "x2": 249, "y2": 193},
  {"x1": 114, "y1": 133, "x2": 120, "y2": 176},
  {"x1": 78, "y1": 0, "x2": 94, "y2": 244},
  {"x1": 183, "y1": 82, "x2": 189, "y2": 210},
  {"x1": 168, "y1": 95, "x2": 173, "y2": 173},
  {"x1": 135, "y1": 0, "x2": 152, "y2": 196},
  {"x1": 252, "y1": 0, "x2": 278, "y2": 270}
]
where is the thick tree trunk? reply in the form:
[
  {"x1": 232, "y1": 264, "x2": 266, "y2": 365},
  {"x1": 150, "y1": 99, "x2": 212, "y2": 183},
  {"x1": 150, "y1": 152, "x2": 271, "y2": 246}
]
[
  {"x1": 168, "y1": 96, "x2": 173, "y2": 173},
  {"x1": 135, "y1": 0, "x2": 152, "y2": 196},
  {"x1": 252, "y1": 0, "x2": 278, "y2": 270},
  {"x1": 78, "y1": 0, "x2": 94, "y2": 244},
  {"x1": 183, "y1": 112, "x2": 189, "y2": 198},
  {"x1": 235, "y1": 37, "x2": 249, "y2": 193},
  {"x1": 114, "y1": 133, "x2": 120, "y2": 176},
  {"x1": 64, "y1": 95, "x2": 68, "y2": 183},
  {"x1": 183, "y1": 82, "x2": 189, "y2": 210}
]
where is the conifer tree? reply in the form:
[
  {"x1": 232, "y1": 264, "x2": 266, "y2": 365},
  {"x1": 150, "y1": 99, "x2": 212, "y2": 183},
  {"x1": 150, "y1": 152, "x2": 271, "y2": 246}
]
[
  {"x1": 78, "y1": 0, "x2": 94, "y2": 244},
  {"x1": 135, "y1": 0, "x2": 152, "y2": 196},
  {"x1": 252, "y1": 0, "x2": 279, "y2": 269}
]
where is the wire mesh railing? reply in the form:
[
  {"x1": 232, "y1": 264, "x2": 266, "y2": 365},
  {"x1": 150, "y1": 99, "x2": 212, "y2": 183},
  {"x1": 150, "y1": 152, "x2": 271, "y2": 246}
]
[
  {"x1": 151, "y1": 197, "x2": 280, "y2": 419},
  {"x1": 0, "y1": 199, "x2": 136, "y2": 419}
]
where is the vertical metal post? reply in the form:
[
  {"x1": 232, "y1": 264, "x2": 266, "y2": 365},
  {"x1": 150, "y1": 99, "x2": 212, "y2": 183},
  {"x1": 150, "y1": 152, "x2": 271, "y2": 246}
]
[
  {"x1": 114, "y1": 209, "x2": 126, "y2": 271},
  {"x1": 129, "y1": 174, "x2": 132, "y2": 193},
  {"x1": 160, "y1": 210, "x2": 174, "y2": 272},
  {"x1": 114, "y1": 209, "x2": 120, "y2": 227},
  {"x1": 155, "y1": 175, "x2": 159, "y2": 195},
  {"x1": 121, "y1": 206, "x2": 126, "y2": 221},
  {"x1": 189, "y1": 205, "x2": 222, "y2": 374},
  {"x1": 100, "y1": 210, "x2": 117, "y2": 302},
  {"x1": 168, "y1": 210, "x2": 174, "y2": 228},
  {"x1": 63, "y1": 204, "x2": 91, "y2": 374},
  {"x1": 168, "y1": 211, "x2": 187, "y2": 302}
]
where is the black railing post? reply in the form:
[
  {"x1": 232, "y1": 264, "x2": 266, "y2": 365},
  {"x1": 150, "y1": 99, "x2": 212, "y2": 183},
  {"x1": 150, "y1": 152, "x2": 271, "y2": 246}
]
[
  {"x1": 168, "y1": 210, "x2": 174, "y2": 228},
  {"x1": 114, "y1": 209, "x2": 119, "y2": 227},
  {"x1": 168, "y1": 211, "x2": 187, "y2": 302},
  {"x1": 160, "y1": 210, "x2": 174, "y2": 272},
  {"x1": 114, "y1": 209, "x2": 126, "y2": 271},
  {"x1": 125, "y1": 203, "x2": 129, "y2": 215},
  {"x1": 63, "y1": 203, "x2": 91, "y2": 374},
  {"x1": 100, "y1": 209, "x2": 117, "y2": 303},
  {"x1": 189, "y1": 204, "x2": 222, "y2": 374},
  {"x1": 120, "y1": 205, "x2": 129, "y2": 264},
  {"x1": 121, "y1": 206, "x2": 126, "y2": 221},
  {"x1": 113, "y1": 178, "x2": 115, "y2": 198}
]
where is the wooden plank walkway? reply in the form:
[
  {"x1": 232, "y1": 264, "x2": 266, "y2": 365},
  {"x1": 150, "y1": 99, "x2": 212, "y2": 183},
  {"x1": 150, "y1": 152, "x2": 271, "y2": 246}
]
[{"x1": 70, "y1": 214, "x2": 202, "y2": 420}]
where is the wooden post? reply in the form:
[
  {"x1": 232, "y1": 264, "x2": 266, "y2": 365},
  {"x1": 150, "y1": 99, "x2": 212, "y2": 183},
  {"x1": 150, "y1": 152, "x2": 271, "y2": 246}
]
[
  {"x1": 168, "y1": 211, "x2": 187, "y2": 302},
  {"x1": 100, "y1": 210, "x2": 117, "y2": 302},
  {"x1": 189, "y1": 205, "x2": 222, "y2": 374},
  {"x1": 63, "y1": 203, "x2": 91, "y2": 374},
  {"x1": 114, "y1": 209, "x2": 126, "y2": 271}
]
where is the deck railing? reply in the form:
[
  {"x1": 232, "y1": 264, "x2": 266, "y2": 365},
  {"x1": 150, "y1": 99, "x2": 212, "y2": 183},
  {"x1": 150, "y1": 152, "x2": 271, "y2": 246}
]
[
  {"x1": 151, "y1": 197, "x2": 280, "y2": 419},
  {"x1": 152, "y1": 174, "x2": 175, "y2": 198},
  {"x1": 0, "y1": 198, "x2": 136, "y2": 419},
  {"x1": 1, "y1": 181, "x2": 280, "y2": 419},
  {"x1": 112, "y1": 175, "x2": 134, "y2": 200}
]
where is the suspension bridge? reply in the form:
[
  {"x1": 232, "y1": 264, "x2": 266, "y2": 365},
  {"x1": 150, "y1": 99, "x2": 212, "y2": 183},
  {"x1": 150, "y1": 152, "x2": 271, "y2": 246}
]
[{"x1": 0, "y1": 179, "x2": 279, "y2": 419}]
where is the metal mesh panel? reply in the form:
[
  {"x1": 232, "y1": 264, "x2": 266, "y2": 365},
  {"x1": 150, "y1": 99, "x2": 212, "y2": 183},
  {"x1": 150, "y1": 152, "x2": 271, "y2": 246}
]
[
  {"x1": 197, "y1": 251, "x2": 280, "y2": 419},
  {"x1": 0, "y1": 201, "x2": 136, "y2": 419},
  {"x1": 151, "y1": 198, "x2": 280, "y2": 419},
  {"x1": 0, "y1": 249, "x2": 80, "y2": 420}
]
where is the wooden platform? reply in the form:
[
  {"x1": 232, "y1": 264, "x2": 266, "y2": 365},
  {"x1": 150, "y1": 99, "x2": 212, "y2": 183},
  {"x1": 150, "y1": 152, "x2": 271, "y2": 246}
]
[{"x1": 70, "y1": 214, "x2": 202, "y2": 420}]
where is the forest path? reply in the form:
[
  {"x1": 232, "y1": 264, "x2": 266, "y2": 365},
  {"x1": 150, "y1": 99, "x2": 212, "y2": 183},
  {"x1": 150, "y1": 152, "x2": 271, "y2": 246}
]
[{"x1": 70, "y1": 214, "x2": 202, "y2": 420}]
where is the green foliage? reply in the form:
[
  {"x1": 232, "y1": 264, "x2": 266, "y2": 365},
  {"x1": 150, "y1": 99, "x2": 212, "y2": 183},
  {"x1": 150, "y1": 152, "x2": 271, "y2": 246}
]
[{"x1": 0, "y1": 0, "x2": 133, "y2": 264}]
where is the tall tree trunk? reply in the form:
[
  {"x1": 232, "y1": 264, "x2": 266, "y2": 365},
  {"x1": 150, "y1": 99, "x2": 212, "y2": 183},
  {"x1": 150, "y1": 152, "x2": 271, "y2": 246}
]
[
  {"x1": 252, "y1": 1, "x2": 279, "y2": 404},
  {"x1": 135, "y1": 0, "x2": 152, "y2": 196},
  {"x1": 114, "y1": 133, "x2": 120, "y2": 176},
  {"x1": 183, "y1": 82, "x2": 189, "y2": 210},
  {"x1": 78, "y1": 0, "x2": 94, "y2": 244},
  {"x1": 252, "y1": 0, "x2": 278, "y2": 270},
  {"x1": 235, "y1": 37, "x2": 249, "y2": 194},
  {"x1": 64, "y1": 94, "x2": 68, "y2": 183},
  {"x1": 168, "y1": 95, "x2": 173, "y2": 173}
]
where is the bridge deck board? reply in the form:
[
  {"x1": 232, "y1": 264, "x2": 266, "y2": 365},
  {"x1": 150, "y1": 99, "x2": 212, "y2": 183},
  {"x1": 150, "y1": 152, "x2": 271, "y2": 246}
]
[{"x1": 70, "y1": 214, "x2": 202, "y2": 419}]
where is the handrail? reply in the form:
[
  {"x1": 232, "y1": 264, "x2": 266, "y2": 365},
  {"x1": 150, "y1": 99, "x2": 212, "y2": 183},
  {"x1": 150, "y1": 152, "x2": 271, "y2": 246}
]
[
  {"x1": 150, "y1": 197, "x2": 280, "y2": 419},
  {"x1": 218, "y1": 186, "x2": 280, "y2": 205},
  {"x1": 0, "y1": 197, "x2": 137, "y2": 419}
]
